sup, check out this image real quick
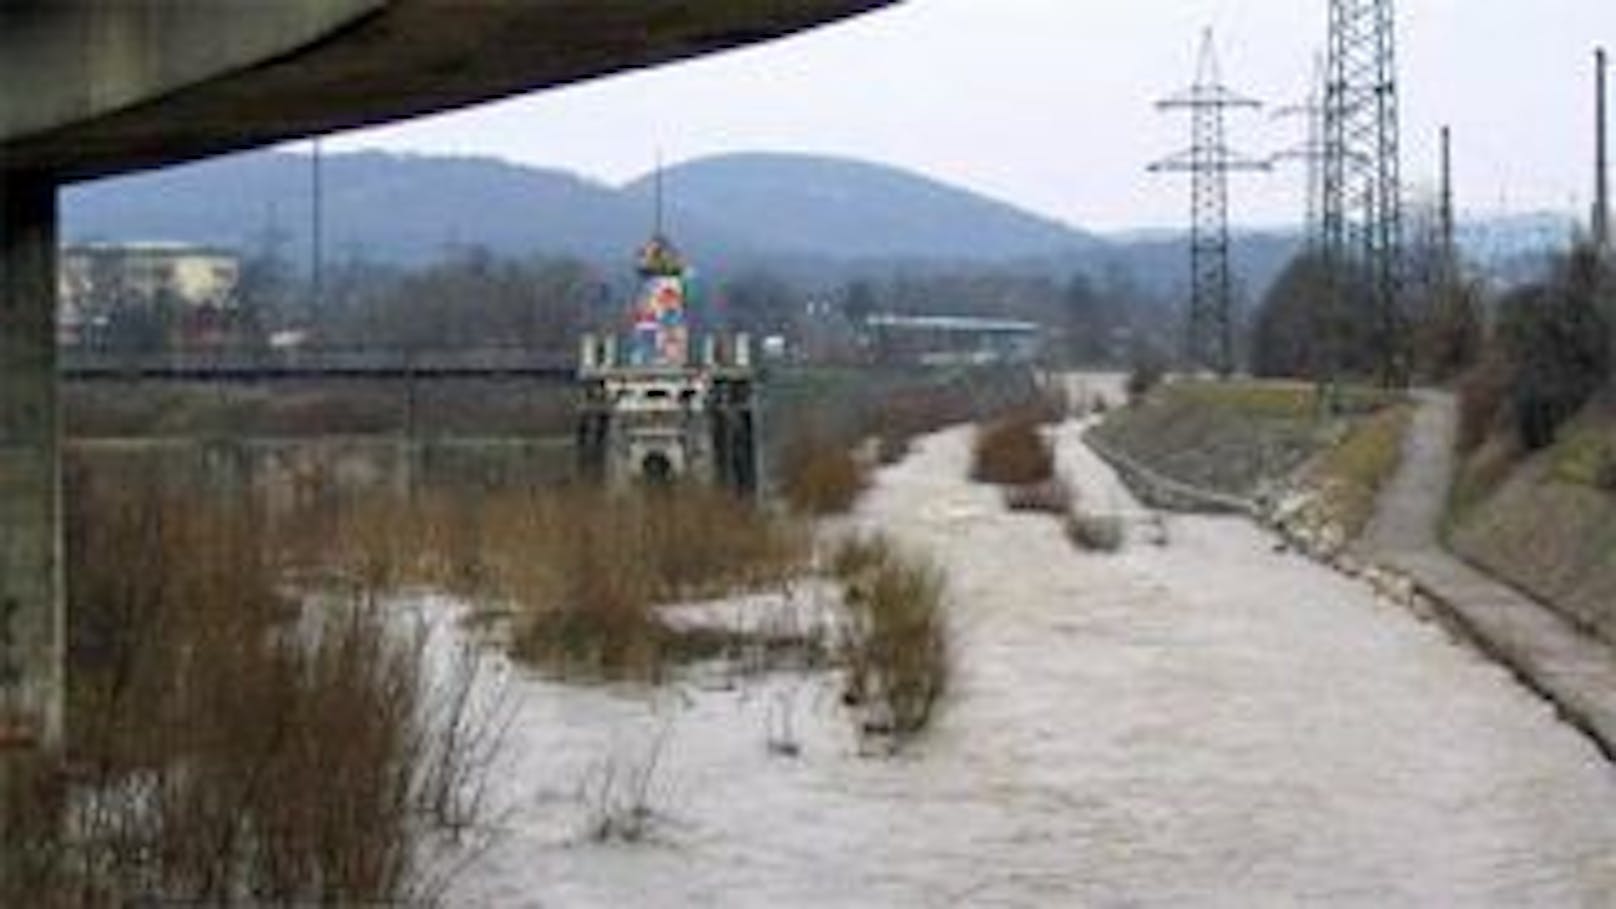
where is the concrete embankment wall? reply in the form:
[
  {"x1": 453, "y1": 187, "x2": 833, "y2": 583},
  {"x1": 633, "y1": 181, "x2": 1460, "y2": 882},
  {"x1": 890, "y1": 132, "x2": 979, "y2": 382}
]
[
  {"x1": 67, "y1": 436, "x2": 573, "y2": 513},
  {"x1": 1448, "y1": 450, "x2": 1616, "y2": 648},
  {"x1": 1081, "y1": 430, "x2": 1255, "y2": 515}
]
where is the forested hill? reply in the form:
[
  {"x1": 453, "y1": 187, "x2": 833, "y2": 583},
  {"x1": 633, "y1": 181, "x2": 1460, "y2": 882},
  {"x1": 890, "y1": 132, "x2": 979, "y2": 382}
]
[
  {"x1": 64, "y1": 149, "x2": 1099, "y2": 268},
  {"x1": 624, "y1": 153, "x2": 1099, "y2": 262}
]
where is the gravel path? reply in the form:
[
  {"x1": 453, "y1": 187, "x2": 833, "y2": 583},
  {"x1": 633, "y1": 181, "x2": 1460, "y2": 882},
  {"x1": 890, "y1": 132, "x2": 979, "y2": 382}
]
[{"x1": 1360, "y1": 389, "x2": 1616, "y2": 758}]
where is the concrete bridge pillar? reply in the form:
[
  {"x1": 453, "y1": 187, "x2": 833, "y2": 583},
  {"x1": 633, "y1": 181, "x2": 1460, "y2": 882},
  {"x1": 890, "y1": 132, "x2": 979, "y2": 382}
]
[{"x1": 0, "y1": 171, "x2": 61, "y2": 751}]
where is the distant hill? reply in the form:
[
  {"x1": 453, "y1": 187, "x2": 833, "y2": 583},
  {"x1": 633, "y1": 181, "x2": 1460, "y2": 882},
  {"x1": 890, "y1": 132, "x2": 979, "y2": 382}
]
[
  {"x1": 625, "y1": 153, "x2": 1099, "y2": 262},
  {"x1": 63, "y1": 149, "x2": 1098, "y2": 269},
  {"x1": 68, "y1": 147, "x2": 1565, "y2": 305},
  {"x1": 64, "y1": 151, "x2": 651, "y2": 265}
]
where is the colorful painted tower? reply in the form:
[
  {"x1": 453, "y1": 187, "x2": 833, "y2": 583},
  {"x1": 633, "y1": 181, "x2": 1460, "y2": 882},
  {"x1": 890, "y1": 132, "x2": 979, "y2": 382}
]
[{"x1": 576, "y1": 229, "x2": 759, "y2": 493}]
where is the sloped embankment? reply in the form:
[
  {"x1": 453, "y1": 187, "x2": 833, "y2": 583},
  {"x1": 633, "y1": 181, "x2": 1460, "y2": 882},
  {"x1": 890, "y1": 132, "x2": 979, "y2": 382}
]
[
  {"x1": 1087, "y1": 381, "x2": 1328, "y2": 498},
  {"x1": 1449, "y1": 410, "x2": 1616, "y2": 644},
  {"x1": 1089, "y1": 380, "x2": 1409, "y2": 548}
]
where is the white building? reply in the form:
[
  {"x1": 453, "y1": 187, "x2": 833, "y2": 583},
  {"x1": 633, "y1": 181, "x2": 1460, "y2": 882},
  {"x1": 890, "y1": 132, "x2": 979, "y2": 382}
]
[{"x1": 58, "y1": 242, "x2": 241, "y2": 345}]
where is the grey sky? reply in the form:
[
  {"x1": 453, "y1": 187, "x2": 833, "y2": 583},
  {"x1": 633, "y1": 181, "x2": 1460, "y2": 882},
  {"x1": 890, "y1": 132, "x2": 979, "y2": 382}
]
[{"x1": 325, "y1": 0, "x2": 1616, "y2": 233}]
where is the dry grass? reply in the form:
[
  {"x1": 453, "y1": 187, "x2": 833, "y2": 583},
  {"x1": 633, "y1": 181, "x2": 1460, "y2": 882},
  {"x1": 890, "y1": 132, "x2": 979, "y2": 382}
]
[
  {"x1": 1549, "y1": 422, "x2": 1616, "y2": 491},
  {"x1": 779, "y1": 425, "x2": 868, "y2": 516},
  {"x1": 1172, "y1": 380, "x2": 1396, "y2": 420},
  {"x1": 830, "y1": 534, "x2": 950, "y2": 745},
  {"x1": 324, "y1": 484, "x2": 811, "y2": 682},
  {"x1": 3, "y1": 466, "x2": 497, "y2": 906},
  {"x1": 1305, "y1": 402, "x2": 1415, "y2": 539},
  {"x1": 971, "y1": 413, "x2": 1055, "y2": 486},
  {"x1": 1092, "y1": 379, "x2": 1406, "y2": 500}
]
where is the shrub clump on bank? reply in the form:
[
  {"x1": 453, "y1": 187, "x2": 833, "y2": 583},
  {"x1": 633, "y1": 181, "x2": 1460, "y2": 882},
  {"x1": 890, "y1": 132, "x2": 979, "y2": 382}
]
[
  {"x1": 3, "y1": 468, "x2": 495, "y2": 907},
  {"x1": 970, "y1": 414, "x2": 1054, "y2": 486},
  {"x1": 779, "y1": 427, "x2": 868, "y2": 516},
  {"x1": 830, "y1": 534, "x2": 950, "y2": 745},
  {"x1": 333, "y1": 484, "x2": 811, "y2": 682},
  {"x1": 501, "y1": 488, "x2": 810, "y2": 680}
]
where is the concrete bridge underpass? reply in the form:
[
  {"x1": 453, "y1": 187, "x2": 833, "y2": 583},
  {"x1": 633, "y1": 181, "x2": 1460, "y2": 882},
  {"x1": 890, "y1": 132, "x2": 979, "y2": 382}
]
[{"x1": 0, "y1": 0, "x2": 891, "y2": 750}]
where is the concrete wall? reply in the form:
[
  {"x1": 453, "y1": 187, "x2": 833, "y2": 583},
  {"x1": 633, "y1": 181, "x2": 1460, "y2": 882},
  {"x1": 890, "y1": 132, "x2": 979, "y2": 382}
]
[
  {"x1": 0, "y1": 177, "x2": 61, "y2": 747},
  {"x1": 1, "y1": 0, "x2": 890, "y2": 182},
  {"x1": 0, "y1": 1, "x2": 383, "y2": 149}
]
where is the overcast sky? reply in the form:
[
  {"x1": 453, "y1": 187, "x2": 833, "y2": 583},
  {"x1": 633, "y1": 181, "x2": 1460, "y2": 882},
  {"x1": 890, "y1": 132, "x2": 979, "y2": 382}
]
[{"x1": 325, "y1": 0, "x2": 1616, "y2": 233}]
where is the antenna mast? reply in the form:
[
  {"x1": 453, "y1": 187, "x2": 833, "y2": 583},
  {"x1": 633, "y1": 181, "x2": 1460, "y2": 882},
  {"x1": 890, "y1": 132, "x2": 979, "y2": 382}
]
[{"x1": 654, "y1": 150, "x2": 666, "y2": 237}]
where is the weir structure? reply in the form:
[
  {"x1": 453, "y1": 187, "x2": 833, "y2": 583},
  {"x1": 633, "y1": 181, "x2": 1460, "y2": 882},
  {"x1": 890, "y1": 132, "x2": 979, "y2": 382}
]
[
  {"x1": 0, "y1": 0, "x2": 890, "y2": 754},
  {"x1": 1150, "y1": 29, "x2": 1268, "y2": 378}
]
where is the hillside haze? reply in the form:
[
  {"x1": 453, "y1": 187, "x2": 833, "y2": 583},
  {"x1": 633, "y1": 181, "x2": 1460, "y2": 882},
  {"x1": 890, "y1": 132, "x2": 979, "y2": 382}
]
[
  {"x1": 626, "y1": 153, "x2": 1097, "y2": 262},
  {"x1": 64, "y1": 149, "x2": 1097, "y2": 269}
]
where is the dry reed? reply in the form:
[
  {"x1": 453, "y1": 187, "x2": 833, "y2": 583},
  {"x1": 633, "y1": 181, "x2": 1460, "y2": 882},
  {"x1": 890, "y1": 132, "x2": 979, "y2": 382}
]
[{"x1": 830, "y1": 534, "x2": 950, "y2": 745}]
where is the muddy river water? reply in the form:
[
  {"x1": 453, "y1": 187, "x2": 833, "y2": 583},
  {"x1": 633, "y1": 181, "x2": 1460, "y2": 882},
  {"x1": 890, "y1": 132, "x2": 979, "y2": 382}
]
[{"x1": 438, "y1": 415, "x2": 1616, "y2": 907}]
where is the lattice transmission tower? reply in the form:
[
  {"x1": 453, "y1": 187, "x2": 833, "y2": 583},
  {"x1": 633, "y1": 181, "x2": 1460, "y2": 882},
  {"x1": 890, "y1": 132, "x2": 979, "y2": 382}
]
[
  {"x1": 1272, "y1": 54, "x2": 1329, "y2": 250},
  {"x1": 1151, "y1": 29, "x2": 1269, "y2": 377},
  {"x1": 1322, "y1": 0, "x2": 1406, "y2": 390}
]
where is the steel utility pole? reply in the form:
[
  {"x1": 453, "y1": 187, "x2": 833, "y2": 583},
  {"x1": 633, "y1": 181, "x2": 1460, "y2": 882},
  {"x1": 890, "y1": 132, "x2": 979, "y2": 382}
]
[
  {"x1": 1440, "y1": 125, "x2": 1457, "y2": 281},
  {"x1": 1151, "y1": 28, "x2": 1269, "y2": 377},
  {"x1": 1322, "y1": 0, "x2": 1406, "y2": 392},
  {"x1": 311, "y1": 136, "x2": 324, "y2": 316},
  {"x1": 1596, "y1": 47, "x2": 1610, "y2": 253}
]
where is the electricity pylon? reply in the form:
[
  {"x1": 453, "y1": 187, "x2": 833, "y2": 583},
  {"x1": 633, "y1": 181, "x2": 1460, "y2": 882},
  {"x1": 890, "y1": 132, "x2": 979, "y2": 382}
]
[
  {"x1": 1273, "y1": 54, "x2": 1329, "y2": 250},
  {"x1": 1151, "y1": 28, "x2": 1269, "y2": 377},
  {"x1": 1322, "y1": 0, "x2": 1406, "y2": 390}
]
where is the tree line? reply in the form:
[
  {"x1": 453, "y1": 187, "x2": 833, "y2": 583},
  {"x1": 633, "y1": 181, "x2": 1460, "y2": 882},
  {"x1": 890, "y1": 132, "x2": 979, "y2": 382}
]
[
  {"x1": 79, "y1": 242, "x2": 1170, "y2": 369},
  {"x1": 1249, "y1": 216, "x2": 1613, "y2": 455}
]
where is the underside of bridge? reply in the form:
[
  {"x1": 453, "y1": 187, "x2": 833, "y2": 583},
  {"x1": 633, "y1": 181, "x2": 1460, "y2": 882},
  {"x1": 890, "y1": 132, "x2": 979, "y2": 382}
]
[{"x1": 0, "y1": 0, "x2": 892, "y2": 750}]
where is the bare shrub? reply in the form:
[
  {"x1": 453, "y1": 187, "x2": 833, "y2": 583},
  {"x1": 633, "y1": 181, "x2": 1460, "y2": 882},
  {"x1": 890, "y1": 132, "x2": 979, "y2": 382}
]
[
  {"x1": 1126, "y1": 349, "x2": 1168, "y2": 403},
  {"x1": 971, "y1": 414, "x2": 1054, "y2": 486},
  {"x1": 1, "y1": 468, "x2": 501, "y2": 906},
  {"x1": 1492, "y1": 246, "x2": 1613, "y2": 451},
  {"x1": 579, "y1": 730, "x2": 673, "y2": 844},
  {"x1": 830, "y1": 535, "x2": 950, "y2": 745},
  {"x1": 875, "y1": 431, "x2": 912, "y2": 466},
  {"x1": 1457, "y1": 352, "x2": 1513, "y2": 454},
  {"x1": 476, "y1": 487, "x2": 808, "y2": 681},
  {"x1": 279, "y1": 480, "x2": 807, "y2": 683},
  {"x1": 1066, "y1": 511, "x2": 1126, "y2": 552},
  {"x1": 779, "y1": 427, "x2": 867, "y2": 515}
]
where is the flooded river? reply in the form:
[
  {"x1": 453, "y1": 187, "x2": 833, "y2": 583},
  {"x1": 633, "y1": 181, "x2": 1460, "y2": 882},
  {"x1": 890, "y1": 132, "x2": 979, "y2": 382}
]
[{"x1": 439, "y1": 417, "x2": 1616, "y2": 907}]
